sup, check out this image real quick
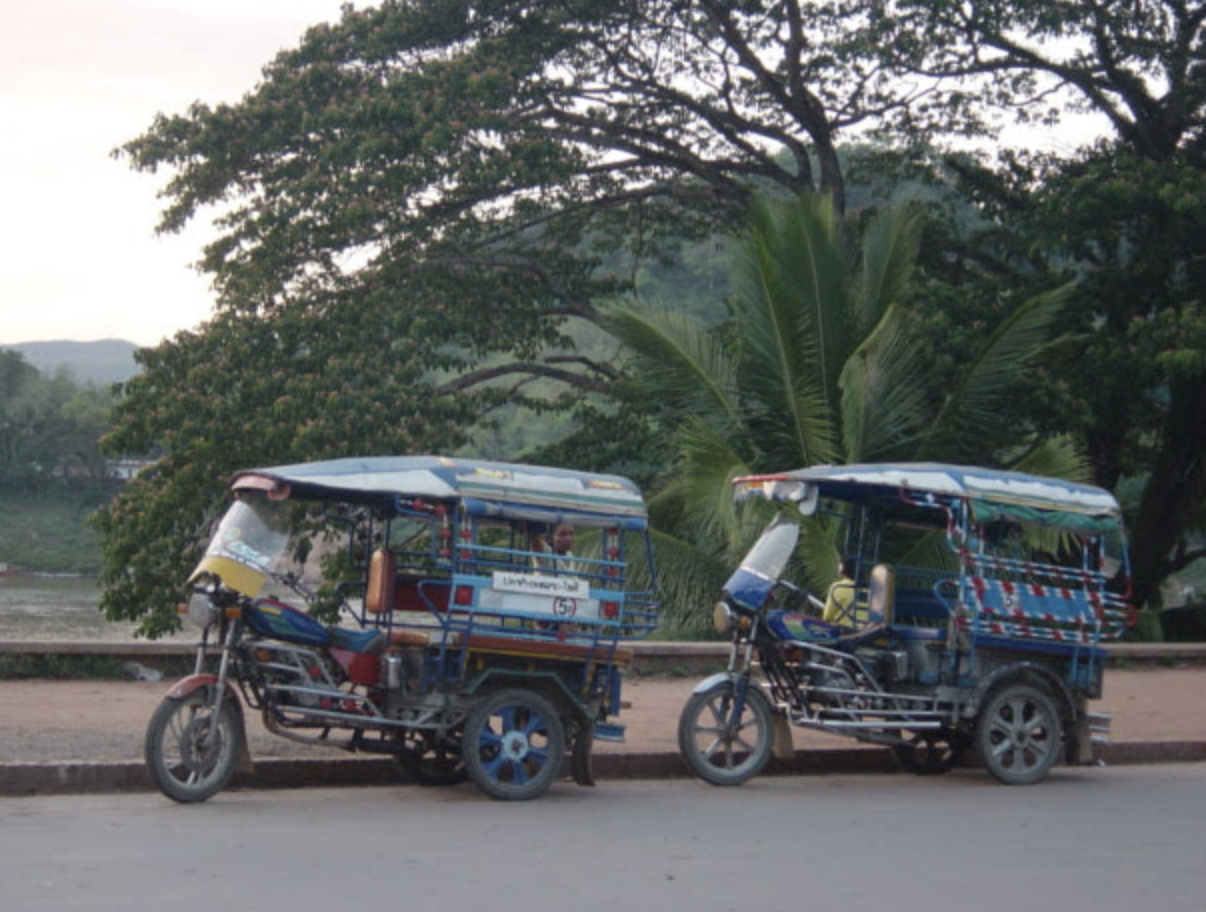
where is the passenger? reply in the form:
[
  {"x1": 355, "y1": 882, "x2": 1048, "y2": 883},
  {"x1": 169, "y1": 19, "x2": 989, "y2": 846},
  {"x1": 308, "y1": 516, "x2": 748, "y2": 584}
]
[
  {"x1": 532, "y1": 522, "x2": 581, "y2": 575},
  {"x1": 822, "y1": 557, "x2": 858, "y2": 626},
  {"x1": 531, "y1": 522, "x2": 581, "y2": 634}
]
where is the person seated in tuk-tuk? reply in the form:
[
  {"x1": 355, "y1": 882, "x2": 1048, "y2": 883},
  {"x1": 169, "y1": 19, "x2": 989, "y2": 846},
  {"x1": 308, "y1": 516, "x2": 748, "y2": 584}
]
[
  {"x1": 531, "y1": 522, "x2": 583, "y2": 575},
  {"x1": 823, "y1": 557, "x2": 858, "y2": 626}
]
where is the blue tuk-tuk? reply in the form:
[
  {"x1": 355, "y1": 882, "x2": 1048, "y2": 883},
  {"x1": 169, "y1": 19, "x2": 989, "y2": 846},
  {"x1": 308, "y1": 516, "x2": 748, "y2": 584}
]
[{"x1": 146, "y1": 456, "x2": 659, "y2": 802}]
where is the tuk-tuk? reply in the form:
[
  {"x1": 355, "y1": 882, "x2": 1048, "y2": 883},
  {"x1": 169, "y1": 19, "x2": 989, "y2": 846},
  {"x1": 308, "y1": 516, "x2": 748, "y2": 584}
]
[
  {"x1": 146, "y1": 456, "x2": 659, "y2": 802},
  {"x1": 679, "y1": 462, "x2": 1134, "y2": 786}
]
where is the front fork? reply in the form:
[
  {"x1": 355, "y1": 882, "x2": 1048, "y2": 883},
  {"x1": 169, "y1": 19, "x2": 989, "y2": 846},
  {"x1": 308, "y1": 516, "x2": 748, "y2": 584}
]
[
  {"x1": 723, "y1": 623, "x2": 793, "y2": 758},
  {"x1": 724, "y1": 623, "x2": 760, "y2": 730},
  {"x1": 170, "y1": 621, "x2": 253, "y2": 773},
  {"x1": 207, "y1": 620, "x2": 241, "y2": 718}
]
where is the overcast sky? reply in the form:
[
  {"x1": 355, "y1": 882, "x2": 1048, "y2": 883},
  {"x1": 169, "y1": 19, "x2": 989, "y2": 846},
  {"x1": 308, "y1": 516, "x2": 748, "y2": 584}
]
[{"x1": 0, "y1": 0, "x2": 348, "y2": 347}]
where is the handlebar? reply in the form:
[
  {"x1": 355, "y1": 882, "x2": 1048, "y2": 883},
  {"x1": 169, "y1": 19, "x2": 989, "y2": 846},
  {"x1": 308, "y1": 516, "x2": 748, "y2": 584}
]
[{"x1": 775, "y1": 578, "x2": 825, "y2": 613}]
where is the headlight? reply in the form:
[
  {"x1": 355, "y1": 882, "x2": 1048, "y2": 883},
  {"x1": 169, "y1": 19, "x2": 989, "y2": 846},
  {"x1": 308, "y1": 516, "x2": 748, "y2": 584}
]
[
  {"x1": 184, "y1": 591, "x2": 220, "y2": 630},
  {"x1": 712, "y1": 599, "x2": 735, "y2": 635}
]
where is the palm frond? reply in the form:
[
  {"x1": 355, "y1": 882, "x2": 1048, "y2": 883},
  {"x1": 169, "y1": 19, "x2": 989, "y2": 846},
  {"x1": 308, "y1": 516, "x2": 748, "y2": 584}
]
[
  {"x1": 645, "y1": 527, "x2": 732, "y2": 633},
  {"x1": 605, "y1": 301, "x2": 739, "y2": 424},
  {"x1": 676, "y1": 417, "x2": 755, "y2": 555},
  {"x1": 1009, "y1": 434, "x2": 1093, "y2": 484},
  {"x1": 839, "y1": 303, "x2": 932, "y2": 462},
  {"x1": 922, "y1": 281, "x2": 1075, "y2": 460},
  {"x1": 731, "y1": 196, "x2": 845, "y2": 466},
  {"x1": 853, "y1": 198, "x2": 925, "y2": 334}
]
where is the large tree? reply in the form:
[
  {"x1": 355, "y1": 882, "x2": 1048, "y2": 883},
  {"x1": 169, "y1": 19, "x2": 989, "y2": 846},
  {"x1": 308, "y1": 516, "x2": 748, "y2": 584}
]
[
  {"x1": 885, "y1": 0, "x2": 1206, "y2": 608},
  {"x1": 118, "y1": 0, "x2": 995, "y2": 389},
  {"x1": 108, "y1": 0, "x2": 991, "y2": 631},
  {"x1": 95, "y1": 300, "x2": 482, "y2": 637}
]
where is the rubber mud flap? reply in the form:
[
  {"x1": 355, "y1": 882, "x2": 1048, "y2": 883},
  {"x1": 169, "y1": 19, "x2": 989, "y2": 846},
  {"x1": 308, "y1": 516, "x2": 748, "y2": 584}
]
[{"x1": 571, "y1": 728, "x2": 596, "y2": 787}]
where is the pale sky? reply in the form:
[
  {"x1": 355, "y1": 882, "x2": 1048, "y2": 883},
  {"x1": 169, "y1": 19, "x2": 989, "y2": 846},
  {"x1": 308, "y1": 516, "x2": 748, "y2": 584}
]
[{"x1": 0, "y1": 0, "x2": 349, "y2": 347}]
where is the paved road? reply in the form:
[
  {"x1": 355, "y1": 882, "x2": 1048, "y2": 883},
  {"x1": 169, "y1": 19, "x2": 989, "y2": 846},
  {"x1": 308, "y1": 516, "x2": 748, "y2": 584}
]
[{"x1": 2, "y1": 764, "x2": 1203, "y2": 912}]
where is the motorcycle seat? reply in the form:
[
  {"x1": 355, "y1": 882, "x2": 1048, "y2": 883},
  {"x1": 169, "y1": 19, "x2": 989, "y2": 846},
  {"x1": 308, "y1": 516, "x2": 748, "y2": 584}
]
[{"x1": 326, "y1": 626, "x2": 388, "y2": 655}]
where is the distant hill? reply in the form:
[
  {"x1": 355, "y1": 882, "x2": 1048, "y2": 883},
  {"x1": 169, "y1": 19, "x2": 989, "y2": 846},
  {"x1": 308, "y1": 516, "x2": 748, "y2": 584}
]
[{"x1": 2, "y1": 340, "x2": 140, "y2": 385}]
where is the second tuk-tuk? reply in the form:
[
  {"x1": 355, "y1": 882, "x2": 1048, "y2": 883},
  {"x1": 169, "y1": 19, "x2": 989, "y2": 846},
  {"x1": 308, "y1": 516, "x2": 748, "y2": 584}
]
[{"x1": 679, "y1": 462, "x2": 1135, "y2": 786}]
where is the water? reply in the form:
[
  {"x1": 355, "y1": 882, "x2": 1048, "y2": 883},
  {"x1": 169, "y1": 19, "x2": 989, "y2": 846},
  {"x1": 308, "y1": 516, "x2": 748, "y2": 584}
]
[{"x1": 0, "y1": 576, "x2": 188, "y2": 643}]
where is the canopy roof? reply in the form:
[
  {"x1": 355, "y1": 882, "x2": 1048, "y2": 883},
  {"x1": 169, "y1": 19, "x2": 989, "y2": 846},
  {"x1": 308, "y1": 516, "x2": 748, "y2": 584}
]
[
  {"x1": 231, "y1": 456, "x2": 648, "y2": 522},
  {"x1": 735, "y1": 462, "x2": 1122, "y2": 532}
]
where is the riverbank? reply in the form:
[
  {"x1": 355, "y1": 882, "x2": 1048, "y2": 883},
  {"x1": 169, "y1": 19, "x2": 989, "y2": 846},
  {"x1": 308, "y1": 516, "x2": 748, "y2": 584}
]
[{"x1": 0, "y1": 492, "x2": 105, "y2": 576}]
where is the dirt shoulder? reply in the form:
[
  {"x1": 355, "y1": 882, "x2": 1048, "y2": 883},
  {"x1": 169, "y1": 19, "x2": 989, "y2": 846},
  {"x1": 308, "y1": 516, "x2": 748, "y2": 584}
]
[{"x1": 0, "y1": 665, "x2": 1202, "y2": 766}]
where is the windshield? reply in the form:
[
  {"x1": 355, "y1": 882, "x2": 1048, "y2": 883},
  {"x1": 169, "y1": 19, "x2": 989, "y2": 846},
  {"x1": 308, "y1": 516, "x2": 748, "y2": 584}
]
[
  {"x1": 192, "y1": 498, "x2": 290, "y2": 596},
  {"x1": 737, "y1": 517, "x2": 800, "y2": 582},
  {"x1": 208, "y1": 499, "x2": 289, "y2": 570}
]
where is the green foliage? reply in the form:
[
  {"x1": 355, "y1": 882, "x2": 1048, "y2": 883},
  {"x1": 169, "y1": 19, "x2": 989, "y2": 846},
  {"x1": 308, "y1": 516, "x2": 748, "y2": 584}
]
[
  {"x1": 0, "y1": 350, "x2": 116, "y2": 495},
  {"x1": 941, "y1": 148, "x2": 1206, "y2": 609},
  {"x1": 93, "y1": 303, "x2": 481, "y2": 638}
]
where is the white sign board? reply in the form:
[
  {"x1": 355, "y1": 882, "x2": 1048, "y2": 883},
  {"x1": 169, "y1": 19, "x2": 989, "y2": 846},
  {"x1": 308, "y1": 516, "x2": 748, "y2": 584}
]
[{"x1": 484, "y1": 571, "x2": 599, "y2": 620}]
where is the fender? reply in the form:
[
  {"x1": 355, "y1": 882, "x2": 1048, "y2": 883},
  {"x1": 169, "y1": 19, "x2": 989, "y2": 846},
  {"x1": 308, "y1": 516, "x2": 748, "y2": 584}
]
[
  {"x1": 166, "y1": 673, "x2": 237, "y2": 700},
  {"x1": 691, "y1": 671, "x2": 738, "y2": 695},
  {"x1": 162, "y1": 674, "x2": 254, "y2": 774},
  {"x1": 464, "y1": 668, "x2": 589, "y2": 723},
  {"x1": 691, "y1": 671, "x2": 774, "y2": 709},
  {"x1": 966, "y1": 661, "x2": 1076, "y2": 721}
]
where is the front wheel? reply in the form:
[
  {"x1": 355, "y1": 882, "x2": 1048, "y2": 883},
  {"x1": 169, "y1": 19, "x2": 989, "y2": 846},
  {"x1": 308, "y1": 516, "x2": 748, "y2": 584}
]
[
  {"x1": 678, "y1": 678, "x2": 774, "y2": 786},
  {"x1": 976, "y1": 684, "x2": 1062, "y2": 785},
  {"x1": 462, "y1": 689, "x2": 565, "y2": 801},
  {"x1": 144, "y1": 689, "x2": 242, "y2": 803}
]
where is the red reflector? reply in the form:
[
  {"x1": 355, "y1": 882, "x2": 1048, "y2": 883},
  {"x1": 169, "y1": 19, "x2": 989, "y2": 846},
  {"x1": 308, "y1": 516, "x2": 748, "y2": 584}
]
[
  {"x1": 603, "y1": 601, "x2": 618, "y2": 618},
  {"x1": 454, "y1": 585, "x2": 474, "y2": 606}
]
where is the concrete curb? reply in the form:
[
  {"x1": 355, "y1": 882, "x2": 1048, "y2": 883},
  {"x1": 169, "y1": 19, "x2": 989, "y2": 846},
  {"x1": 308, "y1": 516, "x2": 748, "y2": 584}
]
[{"x1": 4, "y1": 741, "x2": 1203, "y2": 797}]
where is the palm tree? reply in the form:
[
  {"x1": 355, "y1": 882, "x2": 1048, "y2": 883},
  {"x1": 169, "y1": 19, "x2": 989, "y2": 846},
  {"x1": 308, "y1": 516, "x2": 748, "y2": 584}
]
[{"x1": 608, "y1": 193, "x2": 1084, "y2": 629}]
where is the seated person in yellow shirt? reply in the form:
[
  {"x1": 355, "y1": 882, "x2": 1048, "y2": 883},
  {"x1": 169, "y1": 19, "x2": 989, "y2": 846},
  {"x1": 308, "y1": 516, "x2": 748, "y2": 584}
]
[{"x1": 822, "y1": 557, "x2": 858, "y2": 626}]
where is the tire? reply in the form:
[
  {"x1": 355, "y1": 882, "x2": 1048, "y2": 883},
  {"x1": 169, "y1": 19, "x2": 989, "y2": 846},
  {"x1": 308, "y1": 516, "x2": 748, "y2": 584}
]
[
  {"x1": 892, "y1": 729, "x2": 970, "y2": 776},
  {"x1": 393, "y1": 730, "x2": 469, "y2": 787},
  {"x1": 462, "y1": 689, "x2": 565, "y2": 801},
  {"x1": 976, "y1": 684, "x2": 1063, "y2": 785},
  {"x1": 678, "y1": 679, "x2": 774, "y2": 787},
  {"x1": 144, "y1": 689, "x2": 242, "y2": 803}
]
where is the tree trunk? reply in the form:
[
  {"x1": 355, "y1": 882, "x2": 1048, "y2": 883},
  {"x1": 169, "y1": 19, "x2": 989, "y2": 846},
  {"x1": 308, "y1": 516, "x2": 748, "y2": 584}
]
[{"x1": 1126, "y1": 376, "x2": 1206, "y2": 608}]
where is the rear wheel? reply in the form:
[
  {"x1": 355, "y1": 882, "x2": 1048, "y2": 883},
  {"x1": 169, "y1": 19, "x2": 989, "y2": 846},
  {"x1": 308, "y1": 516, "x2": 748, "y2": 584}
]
[
  {"x1": 976, "y1": 684, "x2": 1062, "y2": 785},
  {"x1": 145, "y1": 689, "x2": 241, "y2": 803},
  {"x1": 463, "y1": 689, "x2": 565, "y2": 801},
  {"x1": 892, "y1": 729, "x2": 970, "y2": 776},
  {"x1": 393, "y1": 730, "x2": 468, "y2": 786},
  {"x1": 678, "y1": 679, "x2": 774, "y2": 786}
]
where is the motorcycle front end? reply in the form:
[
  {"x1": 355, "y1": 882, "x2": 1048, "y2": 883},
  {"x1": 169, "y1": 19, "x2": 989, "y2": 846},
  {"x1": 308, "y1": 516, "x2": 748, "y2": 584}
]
[
  {"x1": 677, "y1": 519, "x2": 800, "y2": 786},
  {"x1": 144, "y1": 579, "x2": 252, "y2": 803},
  {"x1": 143, "y1": 498, "x2": 285, "y2": 803}
]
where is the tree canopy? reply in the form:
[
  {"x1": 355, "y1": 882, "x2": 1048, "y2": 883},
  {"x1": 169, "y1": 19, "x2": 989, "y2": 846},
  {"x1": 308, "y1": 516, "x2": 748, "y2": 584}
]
[{"x1": 106, "y1": 0, "x2": 1206, "y2": 627}]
